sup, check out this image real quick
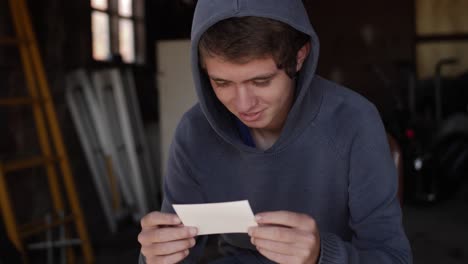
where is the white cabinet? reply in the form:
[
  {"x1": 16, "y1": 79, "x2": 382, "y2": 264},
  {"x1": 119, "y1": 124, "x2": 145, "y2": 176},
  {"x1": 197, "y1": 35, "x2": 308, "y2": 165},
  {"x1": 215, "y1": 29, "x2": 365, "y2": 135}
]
[{"x1": 156, "y1": 40, "x2": 198, "y2": 175}]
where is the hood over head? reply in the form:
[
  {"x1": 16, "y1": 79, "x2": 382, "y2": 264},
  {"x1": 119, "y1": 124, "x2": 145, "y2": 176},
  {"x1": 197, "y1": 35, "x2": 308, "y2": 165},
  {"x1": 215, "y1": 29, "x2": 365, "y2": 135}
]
[{"x1": 191, "y1": 0, "x2": 322, "y2": 153}]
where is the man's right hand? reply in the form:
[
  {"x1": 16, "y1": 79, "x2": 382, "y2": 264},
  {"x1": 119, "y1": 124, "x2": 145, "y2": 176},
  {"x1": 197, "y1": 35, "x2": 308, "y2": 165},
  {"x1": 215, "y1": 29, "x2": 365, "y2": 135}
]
[{"x1": 138, "y1": 211, "x2": 198, "y2": 264}]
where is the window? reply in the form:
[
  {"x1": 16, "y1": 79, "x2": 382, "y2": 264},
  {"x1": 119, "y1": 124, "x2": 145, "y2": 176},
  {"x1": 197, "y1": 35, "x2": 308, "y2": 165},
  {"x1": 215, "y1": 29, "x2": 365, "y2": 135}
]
[
  {"x1": 91, "y1": 0, "x2": 145, "y2": 64},
  {"x1": 416, "y1": 0, "x2": 468, "y2": 79}
]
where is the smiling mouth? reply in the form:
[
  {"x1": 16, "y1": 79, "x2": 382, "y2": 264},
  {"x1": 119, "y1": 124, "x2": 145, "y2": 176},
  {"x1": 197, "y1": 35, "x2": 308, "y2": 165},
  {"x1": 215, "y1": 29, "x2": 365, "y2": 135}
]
[{"x1": 239, "y1": 110, "x2": 263, "y2": 122}]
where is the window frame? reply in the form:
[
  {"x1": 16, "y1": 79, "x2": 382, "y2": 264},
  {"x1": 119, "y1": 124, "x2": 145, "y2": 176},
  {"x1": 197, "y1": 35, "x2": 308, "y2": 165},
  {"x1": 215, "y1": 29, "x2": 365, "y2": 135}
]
[
  {"x1": 415, "y1": 0, "x2": 468, "y2": 79},
  {"x1": 90, "y1": 0, "x2": 146, "y2": 65}
]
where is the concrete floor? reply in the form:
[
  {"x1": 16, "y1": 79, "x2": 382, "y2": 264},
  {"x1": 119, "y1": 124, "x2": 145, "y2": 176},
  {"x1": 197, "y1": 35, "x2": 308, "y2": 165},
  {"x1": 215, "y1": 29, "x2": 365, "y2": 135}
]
[
  {"x1": 93, "y1": 224, "x2": 141, "y2": 263},
  {"x1": 403, "y1": 195, "x2": 468, "y2": 264}
]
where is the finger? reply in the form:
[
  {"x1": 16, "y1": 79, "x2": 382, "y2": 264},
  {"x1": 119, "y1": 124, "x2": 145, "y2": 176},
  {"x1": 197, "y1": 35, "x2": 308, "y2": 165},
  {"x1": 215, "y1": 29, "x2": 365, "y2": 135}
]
[
  {"x1": 251, "y1": 238, "x2": 309, "y2": 257},
  {"x1": 145, "y1": 250, "x2": 190, "y2": 264},
  {"x1": 249, "y1": 226, "x2": 313, "y2": 244},
  {"x1": 255, "y1": 211, "x2": 316, "y2": 231},
  {"x1": 141, "y1": 212, "x2": 181, "y2": 228},
  {"x1": 138, "y1": 226, "x2": 197, "y2": 244},
  {"x1": 256, "y1": 246, "x2": 300, "y2": 264},
  {"x1": 141, "y1": 238, "x2": 196, "y2": 256}
]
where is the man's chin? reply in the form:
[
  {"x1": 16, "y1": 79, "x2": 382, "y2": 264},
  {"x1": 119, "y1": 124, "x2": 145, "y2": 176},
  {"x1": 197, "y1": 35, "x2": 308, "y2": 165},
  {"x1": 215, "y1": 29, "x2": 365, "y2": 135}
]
[{"x1": 243, "y1": 121, "x2": 270, "y2": 130}]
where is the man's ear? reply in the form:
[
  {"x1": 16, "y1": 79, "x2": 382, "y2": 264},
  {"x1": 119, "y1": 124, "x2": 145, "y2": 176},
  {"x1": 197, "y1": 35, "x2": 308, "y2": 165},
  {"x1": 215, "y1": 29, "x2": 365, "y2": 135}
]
[{"x1": 296, "y1": 42, "x2": 311, "y2": 71}]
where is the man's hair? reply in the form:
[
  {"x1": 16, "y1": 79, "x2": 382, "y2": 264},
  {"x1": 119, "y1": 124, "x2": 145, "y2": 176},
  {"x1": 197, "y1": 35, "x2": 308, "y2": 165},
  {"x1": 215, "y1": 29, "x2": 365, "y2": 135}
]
[{"x1": 198, "y1": 16, "x2": 310, "y2": 78}]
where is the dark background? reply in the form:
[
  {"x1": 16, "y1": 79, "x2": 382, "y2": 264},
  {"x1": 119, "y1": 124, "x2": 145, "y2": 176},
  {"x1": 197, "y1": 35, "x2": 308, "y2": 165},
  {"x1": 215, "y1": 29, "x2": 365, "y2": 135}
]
[{"x1": 1, "y1": 0, "x2": 467, "y2": 263}]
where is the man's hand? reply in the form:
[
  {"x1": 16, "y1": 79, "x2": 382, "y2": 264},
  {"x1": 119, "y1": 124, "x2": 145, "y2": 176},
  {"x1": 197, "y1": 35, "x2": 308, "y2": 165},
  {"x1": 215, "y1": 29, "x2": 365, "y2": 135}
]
[
  {"x1": 248, "y1": 211, "x2": 320, "y2": 264},
  {"x1": 138, "y1": 211, "x2": 198, "y2": 264}
]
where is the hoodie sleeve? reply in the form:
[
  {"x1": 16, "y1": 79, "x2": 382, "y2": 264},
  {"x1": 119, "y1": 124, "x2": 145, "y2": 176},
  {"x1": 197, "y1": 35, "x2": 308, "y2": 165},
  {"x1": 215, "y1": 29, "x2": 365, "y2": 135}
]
[
  {"x1": 319, "y1": 104, "x2": 412, "y2": 264},
  {"x1": 139, "y1": 115, "x2": 208, "y2": 264}
]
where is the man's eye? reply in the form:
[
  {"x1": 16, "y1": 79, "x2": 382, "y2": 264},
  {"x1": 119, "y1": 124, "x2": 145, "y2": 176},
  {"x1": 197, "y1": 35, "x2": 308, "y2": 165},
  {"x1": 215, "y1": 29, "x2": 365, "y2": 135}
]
[
  {"x1": 215, "y1": 82, "x2": 229, "y2": 88},
  {"x1": 252, "y1": 80, "x2": 271, "y2": 87}
]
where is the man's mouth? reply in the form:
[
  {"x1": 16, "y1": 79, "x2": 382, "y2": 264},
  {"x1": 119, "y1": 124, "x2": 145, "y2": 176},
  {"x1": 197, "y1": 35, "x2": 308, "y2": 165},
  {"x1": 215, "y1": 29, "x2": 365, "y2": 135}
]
[{"x1": 239, "y1": 110, "x2": 263, "y2": 122}]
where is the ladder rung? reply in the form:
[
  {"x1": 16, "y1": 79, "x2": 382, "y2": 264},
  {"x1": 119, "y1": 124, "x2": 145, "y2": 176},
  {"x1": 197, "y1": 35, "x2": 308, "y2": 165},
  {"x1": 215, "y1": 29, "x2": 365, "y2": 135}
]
[
  {"x1": 3, "y1": 156, "x2": 56, "y2": 173},
  {"x1": 0, "y1": 97, "x2": 38, "y2": 106},
  {"x1": 0, "y1": 37, "x2": 20, "y2": 46},
  {"x1": 20, "y1": 215, "x2": 75, "y2": 238}
]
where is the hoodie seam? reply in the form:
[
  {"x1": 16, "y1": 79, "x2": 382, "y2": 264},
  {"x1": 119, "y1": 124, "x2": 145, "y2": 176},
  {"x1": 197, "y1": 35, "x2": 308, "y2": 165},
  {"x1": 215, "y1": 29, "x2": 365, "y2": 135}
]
[
  {"x1": 250, "y1": 14, "x2": 311, "y2": 36},
  {"x1": 234, "y1": 0, "x2": 239, "y2": 12},
  {"x1": 275, "y1": 84, "x2": 325, "y2": 153},
  {"x1": 176, "y1": 114, "x2": 209, "y2": 202},
  {"x1": 323, "y1": 127, "x2": 351, "y2": 164}
]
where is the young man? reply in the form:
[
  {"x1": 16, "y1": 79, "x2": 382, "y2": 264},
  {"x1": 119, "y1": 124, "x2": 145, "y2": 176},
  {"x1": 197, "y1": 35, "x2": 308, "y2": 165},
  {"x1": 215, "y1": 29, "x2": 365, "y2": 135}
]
[{"x1": 138, "y1": 0, "x2": 412, "y2": 263}]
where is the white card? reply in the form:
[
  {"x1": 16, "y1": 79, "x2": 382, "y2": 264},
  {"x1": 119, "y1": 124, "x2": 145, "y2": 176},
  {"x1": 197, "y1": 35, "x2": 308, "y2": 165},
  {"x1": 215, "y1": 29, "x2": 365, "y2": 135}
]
[{"x1": 172, "y1": 200, "x2": 258, "y2": 235}]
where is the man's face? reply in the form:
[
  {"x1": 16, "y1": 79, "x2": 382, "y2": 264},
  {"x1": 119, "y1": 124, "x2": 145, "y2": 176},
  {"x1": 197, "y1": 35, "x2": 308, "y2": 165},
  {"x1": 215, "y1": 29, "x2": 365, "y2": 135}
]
[{"x1": 204, "y1": 56, "x2": 295, "y2": 132}]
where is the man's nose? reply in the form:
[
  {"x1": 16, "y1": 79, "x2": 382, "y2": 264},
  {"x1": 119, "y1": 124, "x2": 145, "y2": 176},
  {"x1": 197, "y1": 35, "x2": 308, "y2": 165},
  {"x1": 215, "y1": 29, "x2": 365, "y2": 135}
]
[{"x1": 235, "y1": 86, "x2": 257, "y2": 112}]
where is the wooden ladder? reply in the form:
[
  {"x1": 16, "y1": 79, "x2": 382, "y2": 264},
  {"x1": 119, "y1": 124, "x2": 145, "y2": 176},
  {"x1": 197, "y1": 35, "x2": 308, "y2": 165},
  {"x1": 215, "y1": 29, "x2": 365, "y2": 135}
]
[{"x1": 0, "y1": 0, "x2": 94, "y2": 263}]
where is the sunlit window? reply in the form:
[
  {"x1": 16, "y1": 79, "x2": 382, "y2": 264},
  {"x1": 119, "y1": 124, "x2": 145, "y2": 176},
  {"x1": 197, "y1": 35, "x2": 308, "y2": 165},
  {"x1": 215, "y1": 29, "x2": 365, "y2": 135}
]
[
  {"x1": 417, "y1": 42, "x2": 468, "y2": 79},
  {"x1": 91, "y1": 0, "x2": 107, "y2": 10},
  {"x1": 119, "y1": 19, "x2": 135, "y2": 63},
  {"x1": 416, "y1": 0, "x2": 468, "y2": 35},
  {"x1": 90, "y1": 0, "x2": 145, "y2": 64},
  {"x1": 416, "y1": 0, "x2": 468, "y2": 78},
  {"x1": 119, "y1": 0, "x2": 133, "y2": 17},
  {"x1": 92, "y1": 11, "x2": 111, "y2": 61}
]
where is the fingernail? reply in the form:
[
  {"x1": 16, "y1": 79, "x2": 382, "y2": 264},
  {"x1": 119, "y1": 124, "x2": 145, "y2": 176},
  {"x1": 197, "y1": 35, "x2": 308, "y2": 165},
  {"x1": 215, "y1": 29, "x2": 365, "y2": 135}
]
[
  {"x1": 251, "y1": 237, "x2": 255, "y2": 245},
  {"x1": 173, "y1": 217, "x2": 181, "y2": 224},
  {"x1": 255, "y1": 215, "x2": 262, "y2": 222},
  {"x1": 189, "y1": 227, "x2": 197, "y2": 236},
  {"x1": 185, "y1": 250, "x2": 190, "y2": 256},
  {"x1": 248, "y1": 227, "x2": 253, "y2": 236},
  {"x1": 190, "y1": 238, "x2": 196, "y2": 247}
]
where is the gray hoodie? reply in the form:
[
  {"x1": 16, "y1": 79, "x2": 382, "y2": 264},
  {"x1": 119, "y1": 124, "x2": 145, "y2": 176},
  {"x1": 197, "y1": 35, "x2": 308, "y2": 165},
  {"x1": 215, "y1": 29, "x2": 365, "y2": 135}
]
[{"x1": 140, "y1": 0, "x2": 412, "y2": 263}]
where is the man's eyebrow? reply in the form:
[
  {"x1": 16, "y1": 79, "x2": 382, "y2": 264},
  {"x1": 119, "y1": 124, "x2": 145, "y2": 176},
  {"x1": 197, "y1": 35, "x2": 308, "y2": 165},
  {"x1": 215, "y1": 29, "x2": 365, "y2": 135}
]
[
  {"x1": 209, "y1": 72, "x2": 278, "y2": 83},
  {"x1": 209, "y1": 76, "x2": 230, "y2": 82},
  {"x1": 247, "y1": 72, "x2": 277, "y2": 81}
]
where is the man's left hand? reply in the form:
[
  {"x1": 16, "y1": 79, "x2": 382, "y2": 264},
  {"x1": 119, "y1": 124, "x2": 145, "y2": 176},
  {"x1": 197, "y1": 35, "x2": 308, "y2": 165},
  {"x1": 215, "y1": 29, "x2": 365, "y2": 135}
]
[{"x1": 248, "y1": 211, "x2": 320, "y2": 264}]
